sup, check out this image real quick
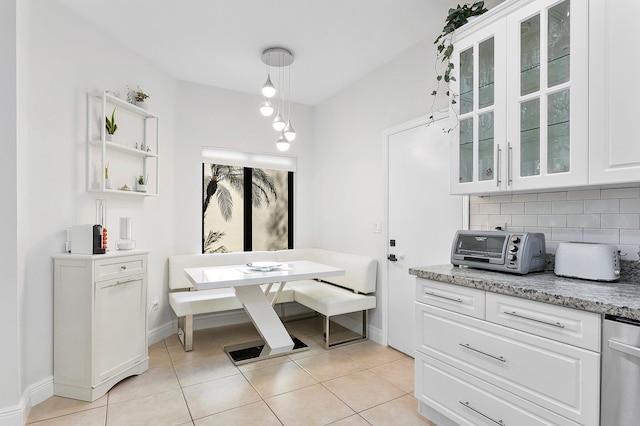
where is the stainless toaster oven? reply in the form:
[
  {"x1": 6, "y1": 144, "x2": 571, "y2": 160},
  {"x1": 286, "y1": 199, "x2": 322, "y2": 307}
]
[{"x1": 451, "y1": 230, "x2": 547, "y2": 274}]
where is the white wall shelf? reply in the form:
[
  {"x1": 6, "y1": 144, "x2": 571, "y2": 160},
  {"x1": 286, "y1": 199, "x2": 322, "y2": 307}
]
[{"x1": 87, "y1": 91, "x2": 159, "y2": 196}]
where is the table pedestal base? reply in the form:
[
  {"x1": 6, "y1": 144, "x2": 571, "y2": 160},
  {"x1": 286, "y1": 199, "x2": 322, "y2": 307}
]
[{"x1": 224, "y1": 335, "x2": 309, "y2": 365}]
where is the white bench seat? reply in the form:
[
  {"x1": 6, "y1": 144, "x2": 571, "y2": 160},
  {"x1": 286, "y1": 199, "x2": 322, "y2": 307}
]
[
  {"x1": 169, "y1": 285, "x2": 295, "y2": 317},
  {"x1": 293, "y1": 281, "x2": 376, "y2": 317}
]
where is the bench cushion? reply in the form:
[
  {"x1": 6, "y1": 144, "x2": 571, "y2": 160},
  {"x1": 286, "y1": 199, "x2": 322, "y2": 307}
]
[
  {"x1": 292, "y1": 281, "x2": 376, "y2": 317},
  {"x1": 276, "y1": 248, "x2": 377, "y2": 294},
  {"x1": 169, "y1": 284, "x2": 295, "y2": 317}
]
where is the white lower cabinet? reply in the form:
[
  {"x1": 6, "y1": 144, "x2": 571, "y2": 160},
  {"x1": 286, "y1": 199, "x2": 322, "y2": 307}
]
[
  {"x1": 415, "y1": 278, "x2": 600, "y2": 426},
  {"x1": 416, "y1": 353, "x2": 581, "y2": 426},
  {"x1": 53, "y1": 251, "x2": 149, "y2": 401}
]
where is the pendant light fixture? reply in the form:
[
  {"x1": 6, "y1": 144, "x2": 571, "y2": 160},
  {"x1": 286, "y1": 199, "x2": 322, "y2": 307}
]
[
  {"x1": 260, "y1": 47, "x2": 296, "y2": 150},
  {"x1": 283, "y1": 60, "x2": 296, "y2": 141},
  {"x1": 276, "y1": 131, "x2": 290, "y2": 152}
]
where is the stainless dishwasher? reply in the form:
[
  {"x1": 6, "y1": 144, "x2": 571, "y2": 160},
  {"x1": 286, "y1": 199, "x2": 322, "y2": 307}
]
[{"x1": 601, "y1": 315, "x2": 640, "y2": 426}]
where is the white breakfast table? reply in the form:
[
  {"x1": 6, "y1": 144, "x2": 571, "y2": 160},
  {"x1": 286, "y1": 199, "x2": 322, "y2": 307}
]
[{"x1": 184, "y1": 260, "x2": 344, "y2": 364}]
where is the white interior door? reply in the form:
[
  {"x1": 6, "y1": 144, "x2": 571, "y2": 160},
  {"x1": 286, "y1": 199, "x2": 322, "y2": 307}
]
[{"x1": 387, "y1": 117, "x2": 466, "y2": 356}]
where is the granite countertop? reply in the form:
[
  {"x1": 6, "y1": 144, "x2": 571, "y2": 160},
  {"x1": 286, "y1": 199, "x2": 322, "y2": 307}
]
[{"x1": 409, "y1": 265, "x2": 640, "y2": 321}]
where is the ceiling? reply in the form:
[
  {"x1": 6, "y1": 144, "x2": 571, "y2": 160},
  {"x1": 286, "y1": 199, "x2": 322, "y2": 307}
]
[{"x1": 56, "y1": 0, "x2": 453, "y2": 105}]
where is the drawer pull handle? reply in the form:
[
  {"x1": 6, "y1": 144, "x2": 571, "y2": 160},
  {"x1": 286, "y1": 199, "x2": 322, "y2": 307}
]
[
  {"x1": 121, "y1": 265, "x2": 127, "y2": 270},
  {"x1": 425, "y1": 291, "x2": 462, "y2": 303},
  {"x1": 459, "y1": 343, "x2": 507, "y2": 363},
  {"x1": 503, "y1": 310, "x2": 565, "y2": 328},
  {"x1": 459, "y1": 401, "x2": 506, "y2": 425}
]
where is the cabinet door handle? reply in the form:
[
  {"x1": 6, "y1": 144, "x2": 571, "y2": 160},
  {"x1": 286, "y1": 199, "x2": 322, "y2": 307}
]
[
  {"x1": 459, "y1": 401, "x2": 506, "y2": 425},
  {"x1": 496, "y1": 144, "x2": 502, "y2": 187},
  {"x1": 425, "y1": 291, "x2": 462, "y2": 303},
  {"x1": 507, "y1": 142, "x2": 513, "y2": 186},
  {"x1": 114, "y1": 278, "x2": 138, "y2": 286},
  {"x1": 503, "y1": 310, "x2": 565, "y2": 328},
  {"x1": 459, "y1": 343, "x2": 507, "y2": 362}
]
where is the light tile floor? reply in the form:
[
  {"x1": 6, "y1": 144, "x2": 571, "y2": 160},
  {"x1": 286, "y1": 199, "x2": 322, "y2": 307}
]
[{"x1": 27, "y1": 317, "x2": 435, "y2": 425}]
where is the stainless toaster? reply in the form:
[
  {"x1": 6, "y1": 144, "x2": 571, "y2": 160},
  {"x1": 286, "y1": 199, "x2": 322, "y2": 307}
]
[{"x1": 554, "y1": 242, "x2": 621, "y2": 281}]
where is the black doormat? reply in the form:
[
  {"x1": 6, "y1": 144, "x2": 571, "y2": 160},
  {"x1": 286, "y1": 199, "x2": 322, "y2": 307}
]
[{"x1": 228, "y1": 336, "x2": 308, "y2": 363}]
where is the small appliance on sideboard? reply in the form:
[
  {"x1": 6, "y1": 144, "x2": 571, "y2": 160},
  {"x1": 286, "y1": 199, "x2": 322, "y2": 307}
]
[
  {"x1": 451, "y1": 230, "x2": 546, "y2": 274},
  {"x1": 554, "y1": 242, "x2": 620, "y2": 281},
  {"x1": 70, "y1": 224, "x2": 105, "y2": 254}
]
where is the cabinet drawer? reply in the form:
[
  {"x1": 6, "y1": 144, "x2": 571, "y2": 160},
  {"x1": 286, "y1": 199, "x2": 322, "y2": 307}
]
[
  {"x1": 416, "y1": 304, "x2": 600, "y2": 425},
  {"x1": 94, "y1": 255, "x2": 147, "y2": 282},
  {"x1": 415, "y1": 352, "x2": 581, "y2": 426},
  {"x1": 486, "y1": 292, "x2": 601, "y2": 352},
  {"x1": 416, "y1": 279, "x2": 485, "y2": 319}
]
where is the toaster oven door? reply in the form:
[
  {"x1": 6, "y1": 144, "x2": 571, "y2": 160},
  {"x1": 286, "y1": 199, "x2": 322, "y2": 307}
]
[{"x1": 453, "y1": 233, "x2": 507, "y2": 264}]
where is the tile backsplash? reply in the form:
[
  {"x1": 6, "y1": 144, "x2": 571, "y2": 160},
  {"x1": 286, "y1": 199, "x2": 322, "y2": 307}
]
[{"x1": 469, "y1": 186, "x2": 640, "y2": 260}]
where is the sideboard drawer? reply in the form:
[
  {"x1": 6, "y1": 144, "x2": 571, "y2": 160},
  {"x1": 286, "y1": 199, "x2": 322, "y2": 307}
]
[
  {"x1": 486, "y1": 292, "x2": 601, "y2": 352},
  {"x1": 94, "y1": 255, "x2": 147, "y2": 282},
  {"x1": 416, "y1": 278, "x2": 485, "y2": 319},
  {"x1": 415, "y1": 352, "x2": 581, "y2": 426},
  {"x1": 415, "y1": 303, "x2": 600, "y2": 425}
]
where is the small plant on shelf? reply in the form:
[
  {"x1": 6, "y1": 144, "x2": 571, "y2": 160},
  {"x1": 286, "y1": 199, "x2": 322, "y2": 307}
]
[
  {"x1": 429, "y1": 2, "x2": 488, "y2": 130},
  {"x1": 105, "y1": 108, "x2": 118, "y2": 138},
  {"x1": 127, "y1": 86, "x2": 151, "y2": 106},
  {"x1": 136, "y1": 174, "x2": 148, "y2": 193}
]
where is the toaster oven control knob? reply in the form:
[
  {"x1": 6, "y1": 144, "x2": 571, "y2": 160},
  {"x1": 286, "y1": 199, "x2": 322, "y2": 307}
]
[
  {"x1": 508, "y1": 254, "x2": 517, "y2": 261},
  {"x1": 509, "y1": 245, "x2": 518, "y2": 253},
  {"x1": 511, "y1": 236, "x2": 521, "y2": 244}
]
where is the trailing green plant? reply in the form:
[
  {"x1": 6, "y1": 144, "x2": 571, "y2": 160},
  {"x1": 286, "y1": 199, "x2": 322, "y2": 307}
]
[
  {"x1": 137, "y1": 175, "x2": 147, "y2": 185},
  {"x1": 105, "y1": 108, "x2": 118, "y2": 135},
  {"x1": 429, "y1": 2, "x2": 488, "y2": 130}
]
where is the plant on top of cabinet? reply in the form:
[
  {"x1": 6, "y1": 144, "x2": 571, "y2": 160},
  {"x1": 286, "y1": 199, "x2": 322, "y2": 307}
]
[
  {"x1": 127, "y1": 86, "x2": 150, "y2": 108},
  {"x1": 105, "y1": 108, "x2": 118, "y2": 140},
  {"x1": 429, "y1": 2, "x2": 488, "y2": 129}
]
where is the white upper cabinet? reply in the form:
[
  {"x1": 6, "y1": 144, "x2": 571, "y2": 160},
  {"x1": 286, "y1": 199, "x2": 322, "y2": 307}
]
[
  {"x1": 450, "y1": 0, "x2": 589, "y2": 195},
  {"x1": 450, "y1": 19, "x2": 507, "y2": 194},
  {"x1": 589, "y1": 0, "x2": 640, "y2": 185}
]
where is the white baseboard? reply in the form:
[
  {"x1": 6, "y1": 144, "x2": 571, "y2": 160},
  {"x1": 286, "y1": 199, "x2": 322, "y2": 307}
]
[
  {"x1": 0, "y1": 375, "x2": 54, "y2": 426},
  {"x1": 148, "y1": 320, "x2": 177, "y2": 346},
  {"x1": 368, "y1": 324, "x2": 383, "y2": 345}
]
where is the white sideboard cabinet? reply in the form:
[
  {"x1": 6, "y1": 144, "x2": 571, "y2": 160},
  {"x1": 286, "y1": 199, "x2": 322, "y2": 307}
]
[{"x1": 53, "y1": 250, "x2": 149, "y2": 401}]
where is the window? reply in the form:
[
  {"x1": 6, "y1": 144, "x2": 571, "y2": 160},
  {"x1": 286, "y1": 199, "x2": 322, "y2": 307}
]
[{"x1": 201, "y1": 148, "x2": 295, "y2": 253}]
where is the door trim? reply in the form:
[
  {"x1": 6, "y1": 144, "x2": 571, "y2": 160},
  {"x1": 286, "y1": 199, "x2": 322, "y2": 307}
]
[{"x1": 381, "y1": 111, "x2": 469, "y2": 347}]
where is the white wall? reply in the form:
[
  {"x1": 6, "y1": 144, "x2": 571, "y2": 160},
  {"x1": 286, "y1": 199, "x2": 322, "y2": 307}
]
[
  {"x1": 0, "y1": 0, "x2": 20, "y2": 416},
  {"x1": 313, "y1": 37, "x2": 447, "y2": 332},
  {"x1": 173, "y1": 81, "x2": 316, "y2": 254},
  {"x1": 20, "y1": 0, "x2": 177, "y2": 397}
]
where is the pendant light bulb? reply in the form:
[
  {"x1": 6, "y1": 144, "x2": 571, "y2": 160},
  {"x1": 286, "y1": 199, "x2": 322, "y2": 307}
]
[
  {"x1": 272, "y1": 112, "x2": 286, "y2": 131},
  {"x1": 261, "y1": 75, "x2": 276, "y2": 98},
  {"x1": 283, "y1": 120, "x2": 296, "y2": 141},
  {"x1": 276, "y1": 132, "x2": 290, "y2": 152},
  {"x1": 259, "y1": 99, "x2": 274, "y2": 117}
]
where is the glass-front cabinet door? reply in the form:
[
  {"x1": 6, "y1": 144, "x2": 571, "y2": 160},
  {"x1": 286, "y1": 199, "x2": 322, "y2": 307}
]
[
  {"x1": 450, "y1": 21, "x2": 506, "y2": 195},
  {"x1": 506, "y1": 0, "x2": 588, "y2": 191}
]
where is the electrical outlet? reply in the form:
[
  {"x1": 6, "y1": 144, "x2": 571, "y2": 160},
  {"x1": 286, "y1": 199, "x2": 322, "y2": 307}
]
[{"x1": 491, "y1": 223, "x2": 507, "y2": 231}]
